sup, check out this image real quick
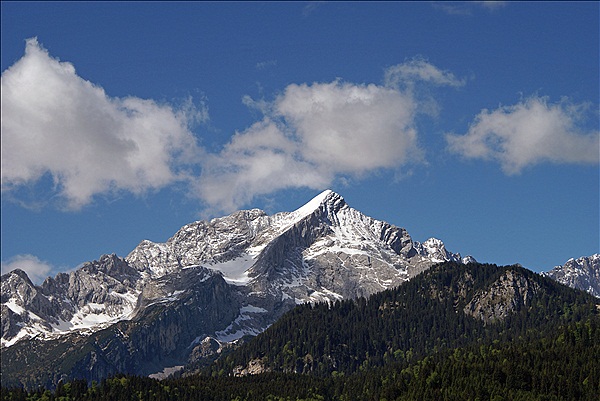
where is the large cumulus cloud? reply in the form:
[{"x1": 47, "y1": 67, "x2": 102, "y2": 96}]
[
  {"x1": 1, "y1": 38, "x2": 206, "y2": 210},
  {"x1": 195, "y1": 62, "x2": 463, "y2": 213}
]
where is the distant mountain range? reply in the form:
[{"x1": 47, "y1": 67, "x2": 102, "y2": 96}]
[{"x1": 1, "y1": 190, "x2": 598, "y2": 390}]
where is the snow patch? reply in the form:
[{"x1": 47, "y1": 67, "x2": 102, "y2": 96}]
[
  {"x1": 240, "y1": 305, "x2": 267, "y2": 314},
  {"x1": 51, "y1": 318, "x2": 74, "y2": 332},
  {"x1": 290, "y1": 189, "x2": 333, "y2": 221},
  {"x1": 309, "y1": 288, "x2": 344, "y2": 303},
  {"x1": 205, "y1": 253, "x2": 257, "y2": 285},
  {"x1": 4, "y1": 299, "x2": 26, "y2": 315},
  {"x1": 1, "y1": 329, "x2": 31, "y2": 348},
  {"x1": 214, "y1": 305, "x2": 269, "y2": 342},
  {"x1": 149, "y1": 365, "x2": 184, "y2": 380}
]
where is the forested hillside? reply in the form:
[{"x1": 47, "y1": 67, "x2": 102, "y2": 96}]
[{"x1": 209, "y1": 262, "x2": 599, "y2": 377}]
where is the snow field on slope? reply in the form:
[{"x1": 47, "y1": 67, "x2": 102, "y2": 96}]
[
  {"x1": 204, "y1": 252, "x2": 259, "y2": 285},
  {"x1": 214, "y1": 304, "x2": 269, "y2": 342}
]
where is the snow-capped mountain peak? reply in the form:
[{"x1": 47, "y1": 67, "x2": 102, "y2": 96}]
[
  {"x1": 543, "y1": 254, "x2": 600, "y2": 297},
  {"x1": 2, "y1": 189, "x2": 479, "y2": 382},
  {"x1": 125, "y1": 190, "x2": 347, "y2": 282},
  {"x1": 290, "y1": 189, "x2": 337, "y2": 220}
]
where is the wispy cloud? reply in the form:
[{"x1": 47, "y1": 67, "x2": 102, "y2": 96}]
[
  {"x1": 1, "y1": 38, "x2": 207, "y2": 210},
  {"x1": 302, "y1": 1, "x2": 324, "y2": 17},
  {"x1": 433, "y1": 1, "x2": 507, "y2": 16},
  {"x1": 1, "y1": 254, "x2": 53, "y2": 284},
  {"x1": 446, "y1": 96, "x2": 600, "y2": 174},
  {"x1": 478, "y1": 1, "x2": 507, "y2": 11},
  {"x1": 384, "y1": 56, "x2": 466, "y2": 89},
  {"x1": 256, "y1": 59, "x2": 277, "y2": 70},
  {"x1": 196, "y1": 118, "x2": 329, "y2": 213}
]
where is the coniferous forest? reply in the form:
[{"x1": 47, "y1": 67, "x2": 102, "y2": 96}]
[{"x1": 2, "y1": 262, "x2": 599, "y2": 400}]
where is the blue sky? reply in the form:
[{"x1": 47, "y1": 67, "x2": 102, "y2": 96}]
[{"x1": 1, "y1": 1, "x2": 598, "y2": 283}]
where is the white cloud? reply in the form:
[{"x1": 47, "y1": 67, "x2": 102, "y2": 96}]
[
  {"x1": 302, "y1": 1, "x2": 324, "y2": 17},
  {"x1": 384, "y1": 57, "x2": 465, "y2": 89},
  {"x1": 195, "y1": 77, "x2": 429, "y2": 213},
  {"x1": 275, "y1": 80, "x2": 423, "y2": 172},
  {"x1": 195, "y1": 59, "x2": 462, "y2": 212},
  {"x1": 1, "y1": 254, "x2": 53, "y2": 284},
  {"x1": 446, "y1": 96, "x2": 600, "y2": 174},
  {"x1": 1, "y1": 38, "x2": 206, "y2": 210},
  {"x1": 1, "y1": 40, "x2": 463, "y2": 214}
]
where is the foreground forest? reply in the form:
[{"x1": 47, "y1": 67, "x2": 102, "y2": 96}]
[
  {"x1": 3, "y1": 263, "x2": 599, "y2": 400},
  {"x1": 3, "y1": 324, "x2": 599, "y2": 401}
]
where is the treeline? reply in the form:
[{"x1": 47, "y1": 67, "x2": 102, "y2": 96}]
[{"x1": 2, "y1": 319, "x2": 599, "y2": 400}]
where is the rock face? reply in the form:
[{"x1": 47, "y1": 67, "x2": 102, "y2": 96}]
[
  {"x1": 543, "y1": 254, "x2": 600, "y2": 297},
  {"x1": 1, "y1": 190, "x2": 476, "y2": 389},
  {"x1": 464, "y1": 269, "x2": 540, "y2": 324}
]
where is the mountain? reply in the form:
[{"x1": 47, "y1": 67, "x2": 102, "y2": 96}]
[
  {"x1": 1, "y1": 190, "x2": 475, "y2": 389},
  {"x1": 4, "y1": 262, "x2": 599, "y2": 400},
  {"x1": 210, "y1": 261, "x2": 599, "y2": 378},
  {"x1": 542, "y1": 254, "x2": 600, "y2": 297}
]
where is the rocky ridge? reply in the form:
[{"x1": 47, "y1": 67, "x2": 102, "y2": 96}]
[
  {"x1": 542, "y1": 254, "x2": 600, "y2": 297},
  {"x1": 1, "y1": 254, "x2": 141, "y2": 348}
]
